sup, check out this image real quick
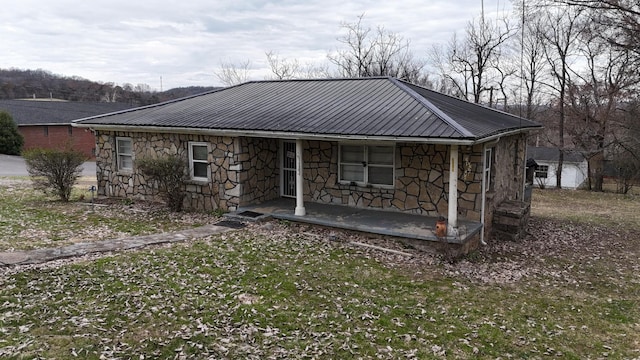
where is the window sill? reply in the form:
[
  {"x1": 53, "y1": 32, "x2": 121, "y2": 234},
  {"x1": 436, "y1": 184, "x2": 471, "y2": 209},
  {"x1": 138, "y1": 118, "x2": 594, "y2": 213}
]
[
  {"x1": 187, "y1": 178, "x2": 210, "y2": 185},
  {"x1": 338, "y1": 181, "x2": 394, "y2": 190}
]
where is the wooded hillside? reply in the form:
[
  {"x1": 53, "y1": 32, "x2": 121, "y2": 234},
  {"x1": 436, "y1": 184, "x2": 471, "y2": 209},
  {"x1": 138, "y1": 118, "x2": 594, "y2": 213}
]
[{"x1": 0, "y1": 68, "x2": 217, "y2": 106}]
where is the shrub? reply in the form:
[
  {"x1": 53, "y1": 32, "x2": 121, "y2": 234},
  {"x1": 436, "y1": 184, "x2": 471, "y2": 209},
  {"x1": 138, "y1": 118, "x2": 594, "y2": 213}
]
[
  {"x1": 23, "y1": 148, "x2": 87, "y2": 202},
  {"x1": 136, "y1": 155, "x2": 188, "y2": 212},
  {"x1": 0, "y1": 111, "x2": 24, "y2": 155}
]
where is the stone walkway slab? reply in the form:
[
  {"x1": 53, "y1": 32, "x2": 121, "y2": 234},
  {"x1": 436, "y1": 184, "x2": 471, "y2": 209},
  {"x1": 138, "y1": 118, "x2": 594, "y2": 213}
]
[{"x1": 0, "y1": 223, "x2": 239, "y2": 267}]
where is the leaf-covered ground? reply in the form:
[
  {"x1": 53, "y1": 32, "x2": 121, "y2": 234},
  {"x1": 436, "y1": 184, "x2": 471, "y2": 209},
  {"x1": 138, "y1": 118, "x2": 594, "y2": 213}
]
[
  {"x1": 0, "y1": 183, "x2": 638, "y2": 358},
  {"x1": 0, "y1": 179, "x2": 216, "y2": 251}
]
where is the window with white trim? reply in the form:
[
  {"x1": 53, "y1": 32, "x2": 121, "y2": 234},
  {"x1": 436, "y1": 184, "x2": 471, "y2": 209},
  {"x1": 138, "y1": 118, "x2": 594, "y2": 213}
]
[
  {"x1": 116, "y1": 137, "x2": 133, "y2": 171},
  {"x1": 339, "y1": 144, "x2": 394, "y2": 186},
  {"x1": 484, "y1": 147, "x2": 494, "y2": 191},
  {"x1": 189, "y1": 142, "x2": 209, "y2": 180}
]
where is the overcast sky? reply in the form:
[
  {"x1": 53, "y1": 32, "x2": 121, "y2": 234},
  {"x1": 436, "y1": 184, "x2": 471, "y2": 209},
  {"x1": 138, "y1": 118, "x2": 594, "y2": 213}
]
[{"x1": 2, "y1": 0, "x2": 513, "y2": 90}]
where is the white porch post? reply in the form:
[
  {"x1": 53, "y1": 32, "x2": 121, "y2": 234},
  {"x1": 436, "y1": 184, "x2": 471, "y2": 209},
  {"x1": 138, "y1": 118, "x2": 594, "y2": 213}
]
[
  {"x1": 447, "y1": 144, "x2": 459, "y2": 234},
  {"x1": 294, "y1": 138, "x2": 306, "y2": 216}
]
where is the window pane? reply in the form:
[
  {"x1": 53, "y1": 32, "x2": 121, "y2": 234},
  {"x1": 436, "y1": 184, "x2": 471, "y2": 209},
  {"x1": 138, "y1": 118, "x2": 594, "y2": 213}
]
[
  {"x1": 119, "y1": 155, "x2": 132, "y2": 170},
  {"x1": 485, "y1": 149, "x2": 492, "y2": 169},
  {"x1": 192, "y1": 145, "x2": 208, "y2": 161},
  {"x1": 193, "y1": 162, "x2": 208, "y2": 178},
  {"x1": 117, "y1": 139, "x2": 131, "y2": 154},
  {"x1": 341, "y1": 145, "x2": 364, "y2": 163},
  {"x1": 340, "y1": 164, "x2": 364, "y2": 182},
  {"x1": 368, "y1": 166, "x2": 393, "y2": 185},
  {"x1": 368, "y1": 146, "x2": 393, "y2": 165}
]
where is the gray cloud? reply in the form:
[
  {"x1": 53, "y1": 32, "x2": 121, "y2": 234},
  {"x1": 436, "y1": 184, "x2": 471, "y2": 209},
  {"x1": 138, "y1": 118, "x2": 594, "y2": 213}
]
[{"x1": 1, "y1": 0, "x2": 512, "y2": 90}]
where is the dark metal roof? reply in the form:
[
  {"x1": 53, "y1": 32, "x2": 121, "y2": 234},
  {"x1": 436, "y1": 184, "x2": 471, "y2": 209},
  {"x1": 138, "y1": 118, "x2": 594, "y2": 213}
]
[
  {"x1": 74, "y1": 77, "x2": 541, "y2": 141},
  {"x1": 0, "y1": 100, "x2": 134, "y2": 125},
  {"x1": 527, "y1": 146, "x2": 586, "y2": 163}
]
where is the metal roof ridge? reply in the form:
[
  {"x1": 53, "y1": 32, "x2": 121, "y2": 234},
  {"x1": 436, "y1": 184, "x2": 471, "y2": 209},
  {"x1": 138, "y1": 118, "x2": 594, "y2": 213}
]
[
  {"x1": 389, "y1": 78, "x2": 475, "y2": 138},
  {"x1": 397, "y1": 78, "x2": 539, "y2": 124}
]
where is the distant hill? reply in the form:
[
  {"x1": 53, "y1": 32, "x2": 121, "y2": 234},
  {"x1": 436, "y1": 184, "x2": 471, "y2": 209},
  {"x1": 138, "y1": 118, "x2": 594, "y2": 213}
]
[{"x1": 0, "y1": 68, "x2": 218, "y2": 106}]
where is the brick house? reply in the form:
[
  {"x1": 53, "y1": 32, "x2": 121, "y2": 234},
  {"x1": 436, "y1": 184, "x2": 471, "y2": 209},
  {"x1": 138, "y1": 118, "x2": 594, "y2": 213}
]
[
  {"x1": 74, "y1": 77, "x2": 541, "y2": 247},
  {"x1": 0, "y1": 99, "x2": 132, "y2": 158}
]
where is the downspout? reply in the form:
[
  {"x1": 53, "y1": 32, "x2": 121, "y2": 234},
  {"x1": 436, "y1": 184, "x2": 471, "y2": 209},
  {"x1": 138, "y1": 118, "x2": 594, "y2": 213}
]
[
  {"x1": 480, "y1": 147, "x2": 488, "y2": 246},
  {"x1": 518, "y1": 136, "x2": 533, "y2": 202}
]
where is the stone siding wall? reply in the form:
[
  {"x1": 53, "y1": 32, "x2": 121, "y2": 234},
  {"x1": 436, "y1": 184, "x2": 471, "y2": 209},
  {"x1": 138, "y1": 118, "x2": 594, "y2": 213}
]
[
  {"x1": 483, "y1": 133, "x2": 527, "y2": 236},
  {"x1": 234, "y1": 137, "x2": 280, "y2": 206},
  {"x1": 96, "y1": 131, "x2": 243, "y2": 211},
  {"x1": 303, "y1": 140, "x2": 485, "y2": 219},
  {"x1": 94, "y1": 130, "x2": 527, "y2": 241}
]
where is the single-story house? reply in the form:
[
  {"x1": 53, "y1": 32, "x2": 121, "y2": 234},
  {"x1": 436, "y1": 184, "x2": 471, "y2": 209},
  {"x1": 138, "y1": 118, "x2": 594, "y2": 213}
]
[
  {"x1": 527, "y1": 146, "x2": 588, "y2": 189},
  {"x1": 0, "y1": 99, "x2": 133, "y2": 158},
  {"x1": 73, "y1": 77, "x2": 541, "y2": 249}
]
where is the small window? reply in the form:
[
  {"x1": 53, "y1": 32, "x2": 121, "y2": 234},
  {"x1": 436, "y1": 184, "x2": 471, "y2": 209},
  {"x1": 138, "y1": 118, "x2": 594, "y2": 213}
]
[
  {"x1": 68, "y1": 126, "x2": 73, "y2": 136},
  {"x1": 535, "y1": 165, "x2": 549, "y2": 179},
  {"x1": 43, "y1": 126, "x2": 49, "y2": 136},
  {"x1": 484, "y1": 147, "x2": 493, "y2": 191},
  {"x1": 339, "y1": 144, "x2": 394, "y2": 186},
  {"x1": 116, "y1": 137, "x2": 133, "y2": 171},
  {"x1": 189, "y1": 142, "x2": 209, "y2": 180}
]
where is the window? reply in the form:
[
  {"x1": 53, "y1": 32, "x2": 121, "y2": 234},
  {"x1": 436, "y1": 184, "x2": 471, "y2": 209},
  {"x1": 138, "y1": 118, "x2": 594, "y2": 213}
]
[
  {"x1": 116, "y1": 137, "x2": 133, "y2": 171},
  {"x1": 43, "y1": 126, "x2": 49, "y2": 136},
  {"x1": 339, "y1": 144, "x2": 394, "y2": 186},
  {"x1": 535, "y1": 165, "x2": 549, "y2": 179},
  {"x1": 68, "y1": 126, "x2": 73, "y2": 136},
  {"x1": 189, "y1": 142, "x2": 209, "y2": 180},
  {"x1": 484, "y1": 147, "x2": 494, "y2": 191}
]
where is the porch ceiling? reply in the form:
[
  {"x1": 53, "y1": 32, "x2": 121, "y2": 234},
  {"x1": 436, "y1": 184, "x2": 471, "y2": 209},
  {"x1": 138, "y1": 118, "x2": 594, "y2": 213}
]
[{"x1": 232, "y1": 199, "x2": 482, "y2": 245}]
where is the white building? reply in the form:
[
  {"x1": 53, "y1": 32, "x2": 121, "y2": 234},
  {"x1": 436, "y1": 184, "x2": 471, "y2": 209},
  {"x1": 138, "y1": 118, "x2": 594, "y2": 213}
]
[{"x1": 527, "y1": 146, "x2": 588, "y2": 189}]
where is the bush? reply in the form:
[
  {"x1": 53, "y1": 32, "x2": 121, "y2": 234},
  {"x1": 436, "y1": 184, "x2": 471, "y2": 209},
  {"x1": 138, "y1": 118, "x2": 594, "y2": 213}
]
[
  {"x1": 23, "y1": 148, "x2": 87, "y2": 202},
  {"x1": 0, "y1": 111, "x2": 24, "y2": 155},
  {"x1": 136, "y1": 155, "x2": 188, "y2": 212}
]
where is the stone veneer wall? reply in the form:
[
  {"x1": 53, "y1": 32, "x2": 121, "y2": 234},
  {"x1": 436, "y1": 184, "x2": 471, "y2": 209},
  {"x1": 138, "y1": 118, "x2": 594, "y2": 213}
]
[
  {"x1": 95, "y1": 132, "x2": 279, "y2": 212},
  {"x1": 234, "y1": 137, "x2": 279, "y2": 207},
  {"x1": 303, "y1": 140, "x2": 485, "y2": 220},
  {"x1": 95, "y1": 130, "x2": 527, "y2": 239},
  {"x1": 483, "y1": 133, "x2": 528, "y2": 237}
]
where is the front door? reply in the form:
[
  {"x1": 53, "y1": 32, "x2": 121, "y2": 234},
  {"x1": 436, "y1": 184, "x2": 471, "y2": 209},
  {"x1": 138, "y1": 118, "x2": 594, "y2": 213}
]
[{"x1": 281, "y1": 140, "x2": 296, "y2": 198}]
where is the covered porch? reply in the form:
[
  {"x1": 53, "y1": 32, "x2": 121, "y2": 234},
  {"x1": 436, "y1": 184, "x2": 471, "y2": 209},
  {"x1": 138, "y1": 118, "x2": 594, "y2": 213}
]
[{"x1": 231, "y1": 198, "x2": 483, "y2": 245}]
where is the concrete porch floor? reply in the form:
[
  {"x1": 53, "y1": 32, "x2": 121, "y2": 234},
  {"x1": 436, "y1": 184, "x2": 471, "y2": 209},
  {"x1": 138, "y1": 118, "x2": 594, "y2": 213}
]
[{"x1": 232, "y1": 198, "x2": 483, "y2": 245}]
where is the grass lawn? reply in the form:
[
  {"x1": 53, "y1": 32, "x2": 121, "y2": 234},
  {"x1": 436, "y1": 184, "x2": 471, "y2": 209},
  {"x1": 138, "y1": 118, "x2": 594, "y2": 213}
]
[{"x1": 0, "y1": 181, "x2": 638, "y2": 358}]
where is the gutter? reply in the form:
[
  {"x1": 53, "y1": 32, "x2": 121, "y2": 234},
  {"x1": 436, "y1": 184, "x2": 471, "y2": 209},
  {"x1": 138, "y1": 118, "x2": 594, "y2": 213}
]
[
  {"x1": 71, "y1": 123, "x2": 537, "y2": 146},
  {"x1": 18, "y1": 123, "x2": 75, "y2": 127}
]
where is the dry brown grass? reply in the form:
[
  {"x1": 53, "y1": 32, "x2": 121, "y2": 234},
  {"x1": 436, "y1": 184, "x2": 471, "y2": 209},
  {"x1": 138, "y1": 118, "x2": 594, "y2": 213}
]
[{"x1": 531, "y1": 188, "x2": 640, "y2": 229}]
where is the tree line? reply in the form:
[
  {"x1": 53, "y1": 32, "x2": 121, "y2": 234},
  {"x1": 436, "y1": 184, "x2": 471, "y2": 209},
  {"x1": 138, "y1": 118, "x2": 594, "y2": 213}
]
[
  {"x1": 215, "y1": 1, "x2": 640, "y2": 191},
  {"x1": 0, "y1": 68, "x2": 216, "y2": 106}
]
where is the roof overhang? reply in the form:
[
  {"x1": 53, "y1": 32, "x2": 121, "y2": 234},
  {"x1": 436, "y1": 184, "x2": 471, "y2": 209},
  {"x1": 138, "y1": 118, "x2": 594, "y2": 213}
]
[
  {"x1": 73, "y1": 122, "x2": 540, "y2": 146},
  {"x1": 18, "y1": 123, "x2": 72, "y2": 127}
]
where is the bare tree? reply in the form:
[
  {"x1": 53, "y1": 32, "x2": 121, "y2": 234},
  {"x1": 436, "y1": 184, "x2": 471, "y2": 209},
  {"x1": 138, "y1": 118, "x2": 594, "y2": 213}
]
[
  {"x1": 429, "y1": 14, "x2": 514, "y2": 103},
  {"x1": 537, "y1": 3, "x2": 585, "y2": 189},
  {"x1": 565, "y1": 22, "x2": 640, "y2": 191},
  {"x1": 327, "y1": 14, "x2": 428, "y2": 84},
  {"x1": 265, "y1": 51, "x2": 301, "y2": 80},
  {"x1": 299, "y1": 62, "x2": 333, "y2": 79},
  {"x1": 214, "y1": 60, "x2": 252, "y2": 86},
  {"x1": 514, "y1": 1, "x2": 549, "y2": 120},
  {"x1": 551, "y1": 0, "x2": 640, "y2": 63}
]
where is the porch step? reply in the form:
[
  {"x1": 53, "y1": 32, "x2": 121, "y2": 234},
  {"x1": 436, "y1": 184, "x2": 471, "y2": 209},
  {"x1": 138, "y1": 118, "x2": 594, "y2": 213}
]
[{"x1": 492, "y1": 200, "x2": 530, "y2": 241}]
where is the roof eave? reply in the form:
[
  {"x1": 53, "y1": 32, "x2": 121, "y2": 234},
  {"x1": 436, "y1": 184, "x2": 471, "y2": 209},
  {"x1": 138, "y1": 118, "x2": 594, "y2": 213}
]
[
  {"x1": 73, "y1": 123, "x2": 540, "y2": 146},
  {"x1": 18, "y1": 123, "x2": 72, "y2": 126}
]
